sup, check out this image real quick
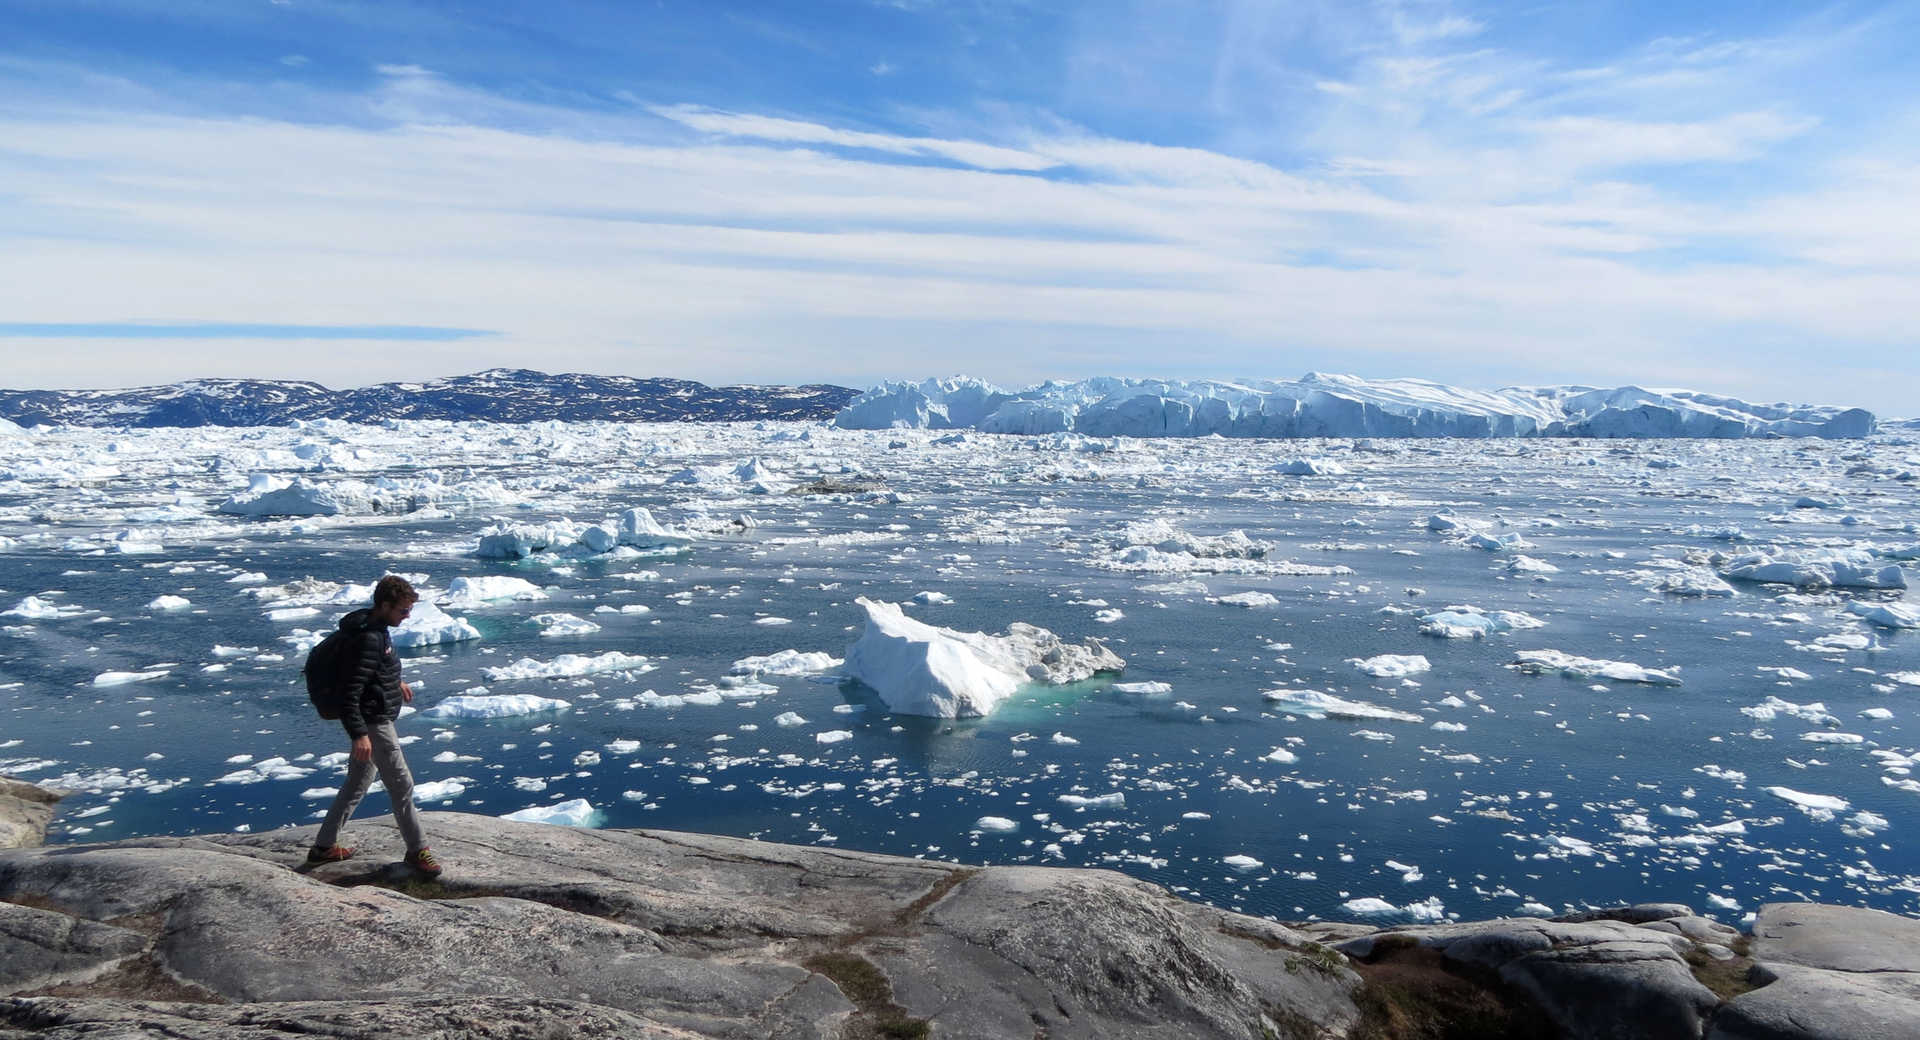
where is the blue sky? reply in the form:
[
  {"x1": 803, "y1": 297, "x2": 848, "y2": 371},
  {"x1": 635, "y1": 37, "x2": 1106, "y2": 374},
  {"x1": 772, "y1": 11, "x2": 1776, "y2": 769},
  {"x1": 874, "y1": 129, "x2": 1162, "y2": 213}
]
[{"x1": 2, "y1": 1, "x2": 1916, "y2": 413}]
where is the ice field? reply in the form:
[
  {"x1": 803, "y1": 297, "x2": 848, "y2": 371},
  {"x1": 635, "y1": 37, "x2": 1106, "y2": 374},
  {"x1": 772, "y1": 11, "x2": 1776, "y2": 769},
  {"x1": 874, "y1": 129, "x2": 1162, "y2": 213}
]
[{"x1": 2, "y1": 419, "x2": 1917, "y2": 926}]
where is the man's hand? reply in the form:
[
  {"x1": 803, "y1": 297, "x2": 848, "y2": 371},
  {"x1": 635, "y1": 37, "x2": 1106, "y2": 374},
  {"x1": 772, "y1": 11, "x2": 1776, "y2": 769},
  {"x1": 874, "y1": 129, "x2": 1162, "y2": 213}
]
[
  {"x1": 401, "y1": 681, "x2": 413, "y2": 704},
  {"x1": 351, "y1": 735, "x2": 373, "y2": 763}
]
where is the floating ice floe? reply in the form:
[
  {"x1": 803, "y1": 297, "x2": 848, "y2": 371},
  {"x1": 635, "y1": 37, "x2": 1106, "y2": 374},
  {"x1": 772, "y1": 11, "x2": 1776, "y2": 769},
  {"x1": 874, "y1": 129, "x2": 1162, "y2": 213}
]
[
  {"x1": 3, "y1": 596, "x2": 80, "y2": 619},
  {"x1": 1509, "y1": 649, "x2": 1681, "y2": 686},
  {"x1": 731, "y1": 650, "x2": 844, "y2": 676},
  {"x1": 1058, "y1": 792, "x2": 1125, "y2": 809},
  {"x1": 1213, "y1": 591, "x2": 1279, "y2": 609},
  {"x1": 208, "y1": 757, "x2": 314, "y2": 784},
  {"x1": 975, "y1": 816, "x2": 1018, "y2": 832},
  {"x1": 480, "y1": 651, "x2": 653, "y2": 681},
  {"x1": 1341, "y1": 896, "x2": 1448, "y2": 922},
  {"x1": 1766, "y1": 786, "x2": 1849, "y2": 821},
  {"x1": 1263, "y1": 689, "x2": 1422, "y2": 723},
  {"x1": 93, "y1": 669, "x2": 170, "y2": 687},
  {"x1": 475, "y1": 507, "x2": 693, "y2": 560},
  {"x1": 413, "y1": 778, "x2": 469, "y2": 802},
  {"x1": 1350, "y1": 654, "x2": 1431, "y2": 678},
  {"x1": 218, "y1": 475, "x2": 342, "y2": 517},
  {"x1": 1641, "y1": 564, "x2": 1737, "y2": 598},
  {"x1": 1741, "y1": 697, "x2": 1839, "y2": 725},
  {"x1": 1505, "y1": 555, "x2": 1560, "y2": 574},
  {"x1": 1112, "y1": 681, "x2": 1172, "y2": 694},
  {"x1": 1417, "y1": 606, "x2": 1545, "y2": 639},
  {"x1": 1263, "y1": 746, "x2": 1299, "y2": 764},
  {"x1": 841, "y1": 597, "x2": 1123, "y2": 718},
  {"x1": 390, "y1": 600, "x2": 482, "y2": 648},
  {"x1": 1847, "y1": 601, "x2": 1920, "y2": 629},
  {"x1": 1273, "y1": 458, "x2": 1348, "y2": 476},
  {"x1": 1461, "y1": 531, "x2": 1532, "y2": 552},
  {"x1": 146, "y1": 595, "x2": 191, "y2": 611},
  {"x1": 439, "y1": 575, "x2": 548, "y2": 607},
  {"x1": 420, "y1": 693, "x2": 572, "y2": 718},
  {"x1": 501, "y1": 798, "x2": 601, "y2": 827},
  {"x1": 1223, "y1": 854, "x2": 1264, "y2": 869},
  {"x1": 1720, "y1": 549, "x2": 1906, "y2": 590},
  {"x1": 815, "y1": 730, "x2": 854, "y2": 744},
  {"x1": 531, "y1": 612, "x2": 602, "y2": 637}
]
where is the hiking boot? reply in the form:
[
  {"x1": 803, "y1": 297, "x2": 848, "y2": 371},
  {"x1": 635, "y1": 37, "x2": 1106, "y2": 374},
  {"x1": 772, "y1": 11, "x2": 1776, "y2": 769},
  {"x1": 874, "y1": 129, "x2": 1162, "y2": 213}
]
[
  {"x1": 307, "y1": 844, "x2": 355, "y2": 864},
  {"x1": 404, "y1": 847, "x2": 443, "y2": 876}
]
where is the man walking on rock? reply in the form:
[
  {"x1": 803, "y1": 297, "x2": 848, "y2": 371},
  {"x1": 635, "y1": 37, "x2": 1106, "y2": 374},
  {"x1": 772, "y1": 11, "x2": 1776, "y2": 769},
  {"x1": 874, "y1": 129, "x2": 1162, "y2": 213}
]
[{"x1": 309, "y1": 575, "x2": 443, "y2": 875}]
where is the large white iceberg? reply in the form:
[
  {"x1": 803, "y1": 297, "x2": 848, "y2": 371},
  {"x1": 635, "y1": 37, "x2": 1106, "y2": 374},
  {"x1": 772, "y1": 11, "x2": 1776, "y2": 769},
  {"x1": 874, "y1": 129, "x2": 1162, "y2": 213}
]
[
  {"x1": 834, "y1": 373, "x2": 1875, "y2": 440},
  {"x1": 841, "y1": 597, "x2": 1123, "y2": 718}
]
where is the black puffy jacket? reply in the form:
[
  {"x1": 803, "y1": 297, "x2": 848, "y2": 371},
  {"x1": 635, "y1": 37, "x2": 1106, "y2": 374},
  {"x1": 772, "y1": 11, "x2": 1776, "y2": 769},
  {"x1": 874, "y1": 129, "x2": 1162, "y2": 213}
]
[{"x1": 335, "y1": 608, "x2": 404, "y2": 738}]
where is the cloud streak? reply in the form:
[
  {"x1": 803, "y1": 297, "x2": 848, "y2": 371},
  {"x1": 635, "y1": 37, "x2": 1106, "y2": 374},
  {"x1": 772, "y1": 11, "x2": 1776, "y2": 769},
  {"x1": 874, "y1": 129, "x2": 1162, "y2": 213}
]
[{"x1": 0, "y1": 3, "x2": 1915, "y2": 412}]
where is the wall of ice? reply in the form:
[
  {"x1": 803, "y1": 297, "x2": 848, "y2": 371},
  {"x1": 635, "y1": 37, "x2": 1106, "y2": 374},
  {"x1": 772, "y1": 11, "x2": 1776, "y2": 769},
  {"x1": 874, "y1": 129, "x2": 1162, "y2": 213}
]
[{"x1": 833, "y1": 373, "x2": 1877, "y2": 439}]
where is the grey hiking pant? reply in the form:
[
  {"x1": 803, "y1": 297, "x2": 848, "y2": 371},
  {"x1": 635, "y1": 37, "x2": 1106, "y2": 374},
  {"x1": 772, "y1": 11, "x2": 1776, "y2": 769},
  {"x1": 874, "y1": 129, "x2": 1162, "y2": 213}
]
[{"x1": 314, "y1": 719, "x2": 427, "y2": 853}]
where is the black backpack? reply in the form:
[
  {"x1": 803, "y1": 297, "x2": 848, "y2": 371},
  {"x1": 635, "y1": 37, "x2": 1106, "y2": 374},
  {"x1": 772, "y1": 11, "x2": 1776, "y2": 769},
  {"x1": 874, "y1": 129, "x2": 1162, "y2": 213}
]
[{"x1": 303, "y1": 630, "x2": 357, "y2": 720}]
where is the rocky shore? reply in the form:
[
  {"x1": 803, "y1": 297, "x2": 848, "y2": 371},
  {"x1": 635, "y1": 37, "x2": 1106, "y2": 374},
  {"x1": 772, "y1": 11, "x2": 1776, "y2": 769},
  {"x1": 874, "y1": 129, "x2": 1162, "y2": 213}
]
[
  {"x1": 1, "y1": 796, "x2": 1914, "y2": 1039},
  {"x1": 0, "y1": 778, "x2": 62, "y2": 851}
]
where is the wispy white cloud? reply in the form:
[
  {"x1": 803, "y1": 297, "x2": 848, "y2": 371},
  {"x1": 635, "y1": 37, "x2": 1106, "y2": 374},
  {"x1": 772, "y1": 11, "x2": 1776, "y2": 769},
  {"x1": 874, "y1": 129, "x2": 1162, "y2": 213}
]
[{"x1": 1, "y1": 2, "x2": 1916, "y2": 412}]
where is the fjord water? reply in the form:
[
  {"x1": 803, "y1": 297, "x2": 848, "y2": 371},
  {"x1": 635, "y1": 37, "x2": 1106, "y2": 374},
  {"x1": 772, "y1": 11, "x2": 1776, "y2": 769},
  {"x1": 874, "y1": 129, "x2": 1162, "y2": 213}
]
[{"x1": 1, "y1": 423, "x2": 1914, "y2": 926}]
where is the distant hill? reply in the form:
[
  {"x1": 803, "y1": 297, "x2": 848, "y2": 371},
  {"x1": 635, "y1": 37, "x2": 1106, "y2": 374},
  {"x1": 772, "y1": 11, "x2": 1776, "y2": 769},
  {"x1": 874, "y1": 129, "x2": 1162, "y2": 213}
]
[{"x1": 0, "y1": 369, "x2": 859, "y2": 428}]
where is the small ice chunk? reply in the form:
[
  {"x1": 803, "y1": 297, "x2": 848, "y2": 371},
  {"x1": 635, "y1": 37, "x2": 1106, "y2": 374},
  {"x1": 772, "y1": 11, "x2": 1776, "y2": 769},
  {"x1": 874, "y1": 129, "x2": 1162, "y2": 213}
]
[
  {"x1": 731, "y1": 650, "x2": 844, "y2": 676},
  {"x1": 146, "y1": 595, "x2": 191, "y2": 611},
  {"x1": 1264, "y1": 689, "x2": 1422, "y2": 723},
  {"x1": 975, "y1": 816, "x2": 1018, "y2": 832},
  {"x1": 815, "y1": 730, "x2": 854, "y2": 744}
]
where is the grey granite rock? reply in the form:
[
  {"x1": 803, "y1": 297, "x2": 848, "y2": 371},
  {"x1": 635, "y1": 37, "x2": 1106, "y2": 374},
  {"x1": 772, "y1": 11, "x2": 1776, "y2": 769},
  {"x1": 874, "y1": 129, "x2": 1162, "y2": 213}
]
[
  {"x1": 0, "y1": 902, "x2": 147, "y2": 994},
  {"x1": 0, "y1": 778, "x2": 62, "y2": 850},
  {"x1": 1336, "y1": 915, "x2": 1719, "y2": 1040},
  {"x1": 0, "y1": 812, "x2": 1362, "y2": 1040},
  {"x1": 0, "y1": 994, "x2": 705, "y2": 1038},
  {"x1": 1709, "y1": 903, "x2": 1920, "y2": 1040}
]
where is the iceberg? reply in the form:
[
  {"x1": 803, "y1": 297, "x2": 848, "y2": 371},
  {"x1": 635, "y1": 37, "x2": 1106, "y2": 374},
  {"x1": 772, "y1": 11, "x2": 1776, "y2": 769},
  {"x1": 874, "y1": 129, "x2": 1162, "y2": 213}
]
[
  {"x1": 841, "y1": 597, "x2": 1124, "y2": 718},
  {"x1": 501, "y1": 798, "x2": 601, "y2": 827},
  {"x1": 1510, "y1": 650, "x2": 1681, "y2": 686},
  {"x1": 1847, "y1": 601, "x2": 1920, "y2": 629},
  {"x1": 834, "y1": 373, "x2": 1875, "y2": 440},
  {"x1": 1350, "y1": 654, "x2": 1431, "y2": 678},
  {"x1": 390, "y1": 600, "x2": 481, "y2": 648},
  {"x1": 439, "y1": 575, "x2": 547, "y2": 607},
  {"x1": 1417, "y1": 606, "x2": 1546, "y2": 639},
  {"x1": 1719, "y1": 549, "x2": 1906, "y2": 590},
  {"x1": 731, "y1": 650, "x2": 844, "y2": 676},
  {"x1": 217, "y1": 475, "x2": 341, "y2": 517},
  {"x1": 420, "y1": 693, "x2": 572, "y2": 718},
  {"x1": 479, "y1": 652, "x2": 653, "y2": 681},
  {"x1": 1263, "y1": 688, "x2": 1422, "y2": 723}
]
